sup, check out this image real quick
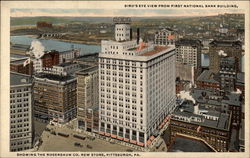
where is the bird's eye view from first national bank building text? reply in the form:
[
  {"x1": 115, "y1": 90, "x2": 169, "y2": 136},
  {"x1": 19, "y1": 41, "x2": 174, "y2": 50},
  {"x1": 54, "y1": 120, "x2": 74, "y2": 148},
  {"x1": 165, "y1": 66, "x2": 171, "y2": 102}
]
[{"x1": 8, "y1": 6, "x2": 245, "y2": 154}]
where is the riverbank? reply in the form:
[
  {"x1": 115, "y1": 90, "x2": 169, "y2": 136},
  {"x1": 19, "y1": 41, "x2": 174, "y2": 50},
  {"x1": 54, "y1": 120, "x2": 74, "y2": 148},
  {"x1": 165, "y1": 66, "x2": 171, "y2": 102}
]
[{"x1": 40, "y1": 37, "x2": 102, "y2": 45}]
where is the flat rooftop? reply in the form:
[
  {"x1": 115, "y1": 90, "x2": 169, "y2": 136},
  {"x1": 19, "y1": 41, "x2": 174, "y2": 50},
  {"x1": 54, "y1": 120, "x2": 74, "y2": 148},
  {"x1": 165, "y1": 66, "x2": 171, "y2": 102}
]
[
  {"x1": 11, "y1": 44, "x2": 30, "y2": 50},
  {"x1": 57, "y1": 62, "x2": 79, "y2": 67},
  {"x1": 10, "y1": 72, "x2": 31, "y2": 86},
  {"x1": 192, "y1": 88, "x2": 241, "y2": 107},
  {"x1": 196, "y1": 70, "x2": 219, "y2": 84},
  {"x1": 173, "y1": 102, "x2": 231, "y2": 130},
  {"x1": 139, "y1": 46, "x2": 169, "y2": 56},
  {"x1": 35, "y1": 73, "x2": 76, "y2": 82},
  {"x1": 77, "y1": 66, "x2": 98, "y2": 75},
  {"x1": 10, "y1": 58, "x2": 28, "y2": 65}
]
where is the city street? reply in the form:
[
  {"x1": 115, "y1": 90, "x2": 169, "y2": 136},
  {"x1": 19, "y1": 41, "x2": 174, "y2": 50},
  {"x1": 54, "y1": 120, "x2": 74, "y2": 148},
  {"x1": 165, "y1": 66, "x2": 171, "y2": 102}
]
[{"x1": 37, "y1": 121, "x2": 138, "y2": 152}]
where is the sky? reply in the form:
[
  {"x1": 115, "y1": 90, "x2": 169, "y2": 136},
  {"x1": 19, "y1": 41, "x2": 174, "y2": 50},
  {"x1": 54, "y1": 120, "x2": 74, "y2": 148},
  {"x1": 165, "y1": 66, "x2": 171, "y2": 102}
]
[{"x1": 10, "y1": 8, "x2": 243, "y2": 17}]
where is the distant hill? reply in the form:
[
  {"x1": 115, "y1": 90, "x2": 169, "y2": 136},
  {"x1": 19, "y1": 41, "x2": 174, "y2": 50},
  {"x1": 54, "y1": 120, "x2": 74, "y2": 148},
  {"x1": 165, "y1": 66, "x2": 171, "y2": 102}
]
[{"x1": 10, "y1": 16, "x2": 195, "y2": 26}]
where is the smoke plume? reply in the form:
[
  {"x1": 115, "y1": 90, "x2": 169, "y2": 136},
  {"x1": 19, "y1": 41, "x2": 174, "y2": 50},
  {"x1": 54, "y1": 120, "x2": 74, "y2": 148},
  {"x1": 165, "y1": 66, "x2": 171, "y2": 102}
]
[
  {"x1": 30, "y1": 40, "x2": 45, "y2": 59},
  {"x1": 179, "y1": 90, "x2": 196, "y2": 104},
  {"x1": 218, "y1": 50, "x2": 227, "y2": 57}
]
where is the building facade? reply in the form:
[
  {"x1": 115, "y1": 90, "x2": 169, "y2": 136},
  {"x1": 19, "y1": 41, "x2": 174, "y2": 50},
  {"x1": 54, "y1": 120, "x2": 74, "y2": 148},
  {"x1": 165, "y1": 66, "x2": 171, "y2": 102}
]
[
  {"x1": 10, "y1": 59, "x2": 32, "y2": 75},
  {"x1": 154, "y1": 28, "x2": 177, "y2": 46},
  {"x1": 209, "y1": 40, "x2": 242, "y2": 73},
  {"x1": 33, "y1": 73, "x2": 77, "y2": 123},
  {"x1": 10, "y1": 72, "x2": 33, "y2": 152},
  {"x1": 175, "y1": 39, "x2": 202, "y2": 81},
  {"x1": 59, "y1": 49, "x2": 80, "y2": 64},
  {"x1": 31, "y1": 50, "x2": 59, "y2": 74},
  {"x1": 219, "y1": 57, "x2": 237, "y2": 92},
  {"x1": 196, "y1": 70, "x2": 220, "y2": 90},
  {"x1": 98, "y1": 17, "x2": 176, "y2": 147},
  {"x1": 192, "y1": 88, "x2": 242, "y2": 128},
  {"x1": 175, "y1": 39, "x2": 202, "y2": 69},
  {"x1": 43, "y1": 62, "x2": 83, "y2": 76},
  {"x1": 76, "y1": 66, "x2": 99, "y2": 132}
]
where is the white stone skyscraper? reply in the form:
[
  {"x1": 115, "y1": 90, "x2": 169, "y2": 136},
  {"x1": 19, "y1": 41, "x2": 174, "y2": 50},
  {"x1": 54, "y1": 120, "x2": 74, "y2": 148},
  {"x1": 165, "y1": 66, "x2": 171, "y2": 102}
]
[
  {"x1": 98, "y1": 17, "x2": 176, "y2": 147},
  {"x1": 10, "y1": 72, "x2": 33, "y2": 151}
]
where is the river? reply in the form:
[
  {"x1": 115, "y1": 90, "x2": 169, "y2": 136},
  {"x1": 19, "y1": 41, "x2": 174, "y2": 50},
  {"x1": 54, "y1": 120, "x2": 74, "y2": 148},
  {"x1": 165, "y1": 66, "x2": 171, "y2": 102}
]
[{"x1": 10, "y1": 35, "x2": 101, "y2": 56}]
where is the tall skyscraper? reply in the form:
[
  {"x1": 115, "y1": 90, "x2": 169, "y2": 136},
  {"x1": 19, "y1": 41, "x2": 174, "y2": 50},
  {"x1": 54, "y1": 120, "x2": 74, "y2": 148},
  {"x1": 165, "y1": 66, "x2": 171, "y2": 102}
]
[
  {"x1": 10, "y1": 72, "x2": 33, "y2": 152},
  {"x1": 98, "y1": 17, "x2": 176, "y2": 147}
]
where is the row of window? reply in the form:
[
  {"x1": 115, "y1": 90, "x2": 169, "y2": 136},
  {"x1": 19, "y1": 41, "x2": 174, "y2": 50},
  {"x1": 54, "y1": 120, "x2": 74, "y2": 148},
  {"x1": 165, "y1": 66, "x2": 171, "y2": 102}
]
[
  {"x1": 10, "y1": 98, "x2": 29, "y2": 103},
  {"x1": 10, "y1": 123, "x2": 29, "y2": 128},
  {"x1": 101, "y1": 104, "x2": 143, "y2": 111},
  {"x1": 10, "y1": 118, "x2": 30, "y2": 123},
  {"x1": 10, "y1": 128, "x2": 30, "y2": 133},
  {"x1": 10, "y1": 88, "x2": 29, "y2": 93},
  {"x1": 10, "y1": 103, "x2": 29, "y2": 108},
  {"x1": 101, "y1": 92, "x2": 141, "y2": 98},
  {"x1": 10, "y1": 108, "x2": 29, "y2": 113},
  {"x1": 10, "y1": 132, "x2": 30, "y2": 138},
  {"x1": 100, "y1": 121, "x2": 145, "y2": 131},
  {"x1": 100, "y1": 59, "x2": 143, "y2": 66},
  {"x1": 11, "y1": 113, "x2": 29, "y2": 119},
  {"x1": 10, "y1": 93, "x2": 29, "y2": 98}
]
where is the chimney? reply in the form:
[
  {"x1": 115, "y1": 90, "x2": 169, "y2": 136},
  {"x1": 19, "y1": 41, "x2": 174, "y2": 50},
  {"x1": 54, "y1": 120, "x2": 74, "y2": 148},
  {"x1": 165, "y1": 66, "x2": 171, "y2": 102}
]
[
  {"x1": 130, "y1": 28, "x2": 133, "y2": 40},
  {"x1": 193, "y1": 103, "x2": 199, "y2": 115},
  {"x1": 137, "y1": 28, "x2": 140, "y2": 44}
]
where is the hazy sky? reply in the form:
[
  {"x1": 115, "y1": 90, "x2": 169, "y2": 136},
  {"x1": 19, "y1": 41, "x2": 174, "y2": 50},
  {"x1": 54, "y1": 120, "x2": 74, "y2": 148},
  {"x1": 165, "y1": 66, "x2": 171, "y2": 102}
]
[{"x1": 11, "y1": 8, "x2": 243, "y2": 17}]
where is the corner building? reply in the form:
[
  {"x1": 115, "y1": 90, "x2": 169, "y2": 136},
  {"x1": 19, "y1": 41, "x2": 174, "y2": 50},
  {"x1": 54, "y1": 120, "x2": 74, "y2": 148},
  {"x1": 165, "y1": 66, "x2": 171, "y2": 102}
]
[{"x1": 98, "y1": 17, "x2": 176, "y2": 147}]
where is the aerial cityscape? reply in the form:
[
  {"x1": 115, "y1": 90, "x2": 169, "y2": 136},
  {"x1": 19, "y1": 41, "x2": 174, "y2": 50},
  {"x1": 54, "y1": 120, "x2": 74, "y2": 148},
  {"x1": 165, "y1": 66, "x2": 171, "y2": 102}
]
[{"x1": 9, "y1": 8, "x2": 245, "y2": 154}]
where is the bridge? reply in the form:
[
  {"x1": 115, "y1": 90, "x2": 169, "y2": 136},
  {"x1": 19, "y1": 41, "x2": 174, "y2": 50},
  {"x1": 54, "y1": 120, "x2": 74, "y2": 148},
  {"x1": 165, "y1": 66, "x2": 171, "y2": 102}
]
[{"x1": 38, "y1": 33, "x2": 66, "y2": 38}]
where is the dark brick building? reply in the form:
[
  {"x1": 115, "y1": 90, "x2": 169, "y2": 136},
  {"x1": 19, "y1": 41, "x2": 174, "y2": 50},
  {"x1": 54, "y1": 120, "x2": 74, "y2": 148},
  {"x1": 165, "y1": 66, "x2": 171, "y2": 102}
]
[
  {"x1": 10, "y1": 58, "x2": 32, "y2": 75},
  {"x1": 37, "y1": 21, "x2": 53, "y2": 28},
  {"x1": 209, "y1": 40, "x2": 242, "y2": 73},
  {"x1": 170, "y1": 102, "x2": 232, "y2": 152},
  {"x1": 41, "y1": 50, "x2": 60, "y2": 68}
]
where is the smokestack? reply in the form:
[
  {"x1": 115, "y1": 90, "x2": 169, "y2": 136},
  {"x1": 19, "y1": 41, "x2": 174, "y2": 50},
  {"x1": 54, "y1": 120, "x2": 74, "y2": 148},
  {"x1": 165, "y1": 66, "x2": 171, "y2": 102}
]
[
  {"x1": 130, "y1": 28, "x2": 133, "y2": 40},
  {"x1": 193, "y1": 103, "x2": 199, "y2": 115},
  {"x1": 137, "y1": 28, "x2": 140, "y2": 44}
]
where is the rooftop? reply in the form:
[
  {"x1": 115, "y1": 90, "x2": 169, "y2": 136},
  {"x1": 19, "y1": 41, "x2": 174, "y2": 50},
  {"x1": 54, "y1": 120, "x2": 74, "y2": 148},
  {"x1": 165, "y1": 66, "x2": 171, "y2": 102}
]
[
  {"x1": 155, "y1": 28, "x2": 174, "y2": 34},
  {"x1": 139, "y1": 46, "x2": 169, "y2": 56},
  {"x1": 57, "y1": 62, "x2": 79, "y2": 67},
  {"x1": 196, "y1": 70, "x2": 219, "y2": 84},
  {"x1": 35, "y1": 73, "x2": 75, "y2": 82},
  {"x1": 10, "y1": 72, "x2": 31, "y2": 86},
  {"x1": 11, "y1": 44, "x2": 30, "y2": 50},
  {"x1": 10, "y1": 58, "x2": 28, "y2": 65},
  {"x1": 175, "y1": 39, "x2": 201, "y2": 47},
  {"x1": 209, "y1": 40, "x2": 242, "y2": 47},
  {"x1": 192, "y1": 88, "x2": 241, "y2": 107},
  {"x1": 77, "y1": 66, "x2": 98, "y2": 75},
  {"x1": 173, "y1": 101, "x2": 231, "y2": 130},
  {"x1": 60, "y1": 49, "x2": 78, "y2": 54},
  {"x1": 11, "y1": 54, "x2": 28, "y2": 59}
]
